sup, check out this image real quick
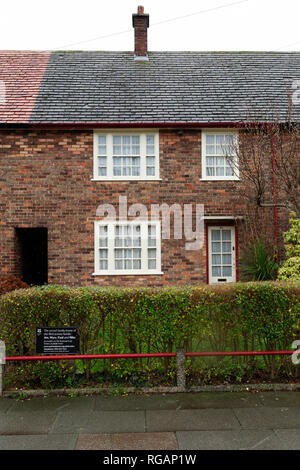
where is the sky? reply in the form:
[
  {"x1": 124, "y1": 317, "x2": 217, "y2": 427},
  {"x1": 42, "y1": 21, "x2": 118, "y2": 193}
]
[{"x1": 1, "y1": 0, "x2": 300, "y2": 52}]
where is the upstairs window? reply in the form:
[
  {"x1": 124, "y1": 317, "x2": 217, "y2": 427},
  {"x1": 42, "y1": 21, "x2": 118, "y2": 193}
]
[
  {"x1": 93, "y1": 131, "x2": 159, "y2": 180},
  {"x1": 201, "y1": 131, "x2": 239, "y2": 180}
]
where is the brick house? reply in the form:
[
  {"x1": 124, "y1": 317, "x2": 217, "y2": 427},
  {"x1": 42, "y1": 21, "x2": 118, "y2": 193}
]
[{"x1": 0, "y1": 6, "x2": 297, "y2": 287}]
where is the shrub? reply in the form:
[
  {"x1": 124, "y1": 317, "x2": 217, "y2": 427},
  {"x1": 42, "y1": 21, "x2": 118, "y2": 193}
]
[
  {"x1": 239, "y1": 241, "x2": 278, "y2": 281},
  {"x1": 278, "y1": 213, "x2": 300, "y2": 281},
  {"x1": 0, "y1": 275, "x2": 29, "y2": 296},
  {"x1": 0, "y1": 282, "x2": 299, "y2": 388}
]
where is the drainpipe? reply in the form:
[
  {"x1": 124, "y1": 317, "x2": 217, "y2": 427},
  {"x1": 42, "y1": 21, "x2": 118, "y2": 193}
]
[{"x1": 270, "y1": 131, "x2": 279, "y2": 260}]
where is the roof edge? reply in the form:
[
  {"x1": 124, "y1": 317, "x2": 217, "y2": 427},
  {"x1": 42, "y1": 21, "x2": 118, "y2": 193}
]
[{"x1": 1, "y1": 122, "x2": 294, "y2": 129}]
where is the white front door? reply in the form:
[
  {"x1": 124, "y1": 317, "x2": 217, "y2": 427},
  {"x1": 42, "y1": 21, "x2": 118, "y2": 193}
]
[{"x1": 208, "y1": 226, "x2": 236, "y2": 284}]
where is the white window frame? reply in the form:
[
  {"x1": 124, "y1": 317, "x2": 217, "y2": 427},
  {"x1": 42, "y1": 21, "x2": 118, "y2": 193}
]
[
  {"x1": 201, "y1": 129, "x2": 239, "y2": 181},
  {"x1": 93, "y1": 220, "x2": 162, "y2": 275},
  {"x1": 93, "y1": 130, "x2": 160, "y2": 181},
  {"x1": 208, "y1": 225, "x2": 236, "y2": 284}
]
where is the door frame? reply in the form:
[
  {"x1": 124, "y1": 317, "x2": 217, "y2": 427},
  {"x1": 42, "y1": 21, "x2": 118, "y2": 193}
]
[{"x1": 207, "y1": 225, "x2": 237, "y2": 284}]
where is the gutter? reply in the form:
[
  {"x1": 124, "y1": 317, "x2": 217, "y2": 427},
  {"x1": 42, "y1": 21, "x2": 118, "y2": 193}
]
[
  {"x1": 0, "y1": 121, "x2": 289, "y2": 130},
  {"x1": 22, "y1": 122, "x2": 242, "y2": 129}
]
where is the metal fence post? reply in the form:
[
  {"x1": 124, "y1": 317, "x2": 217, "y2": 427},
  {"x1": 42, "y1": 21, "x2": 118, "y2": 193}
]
[
  {"x1": 176, "y1": 348, "x2": 186, "y2": 392},
  {"x1": 0, "y1": 341, "x2": 5, "y2": 396}
]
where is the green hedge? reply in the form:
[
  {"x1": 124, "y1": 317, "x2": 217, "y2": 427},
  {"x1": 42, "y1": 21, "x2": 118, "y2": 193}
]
[{"x1": 0, "y1": 282, "x2": 299, "y2": 388}]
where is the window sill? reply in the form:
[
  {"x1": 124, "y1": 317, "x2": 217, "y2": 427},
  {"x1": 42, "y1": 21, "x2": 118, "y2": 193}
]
[
  {"x1": 200, "y1": 177, "x2": 240, "y2": 182},
  {"x1": 91, "y1": 178, "x2": 162, "y2": 182},
  {"x1": 209, "y1": 280, "x2": 235, "y2": 285},
  {"x1": 92, "y1": 271, "x2": 164, "y2": 276}
]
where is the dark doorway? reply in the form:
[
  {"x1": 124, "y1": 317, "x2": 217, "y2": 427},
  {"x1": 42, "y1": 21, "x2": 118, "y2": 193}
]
[{"x1": 16, "y1": 228, "x2": 48, "y2": 285}]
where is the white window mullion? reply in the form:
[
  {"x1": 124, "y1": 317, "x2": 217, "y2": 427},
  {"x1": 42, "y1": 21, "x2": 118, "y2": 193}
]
[
  {"x1": 154, "y1": 133, "x2": 159, "y2": 178},
  {"x1": 232, "y1": 134, "x2": 239, "y2": 178},
  {"x1": 140, "y1": 222, "x2": 148, "y2": 272},
  {"x1": 93, "y1": 133, "x2": 97, "y2": 179},
  {"x1": 94, "y1": 222, "x2": 99, "y2": 272},
  {"x1": 107, "y1": 134, "x2": 113, "y2": 179},
  {"x1": 140, "y1": 135, "x2": 146, "y2": 179},
  {"x1": 107, "y1": 223, "x2": 115, "y2": 272},
  {"x1": 155, "y1": 222, "x2": 161, "y2": 272}
]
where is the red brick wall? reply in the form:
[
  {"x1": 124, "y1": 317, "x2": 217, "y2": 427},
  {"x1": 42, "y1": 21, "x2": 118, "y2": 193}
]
[{"x1": 0, "y1": 128, "x2": 288, "y2": 286}]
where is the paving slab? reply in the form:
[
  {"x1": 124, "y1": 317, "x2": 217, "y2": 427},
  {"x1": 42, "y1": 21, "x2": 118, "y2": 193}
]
[
  {"x1": 146, "y1": 409, "x2": 241, "y2": 432},
  {"x1": 0, "y1": 434, "x2": 78, "y2": 450},
  {"x1": 0, "y1": 412, "x2": 56, "y2": 435},
  {"x1": 51, "y1": 410, "x2": 145, "y2": 434},
  {"x1": 93, "y1": 392, "x2": 261, "y2": 411},
  {"x1": 94, "y1": 394, "x2": 181, "y2": 411},
  {"x1": 234, "y1": 407, "x2": 300, "y2": 429},
  {"x1": 258, "y1": 392, "x2": 300, "y2": 408},
  {"x1": 176, "y1": 392, "x2": 262, "y2": 409},
  {"x1": 274, "y1": 429, "x2": 300, "y2": 450},
  {"x1": 76, "y1": 432, "x2": 178, "y2": 450},
  {"x1": 176, "y1": 430, "x2": 284, "y2": 450},
  {"x1": 9, "y1": 396, "x2": 94, "y2": 414},
  {"x1": 0, "y1": 399, "x2": 14, "y2": 413}
]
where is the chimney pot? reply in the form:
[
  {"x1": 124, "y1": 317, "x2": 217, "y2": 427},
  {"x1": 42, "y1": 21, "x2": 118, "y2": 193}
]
[{"x1": 132, "y1": 5, "x2": 149, "y2": 60}]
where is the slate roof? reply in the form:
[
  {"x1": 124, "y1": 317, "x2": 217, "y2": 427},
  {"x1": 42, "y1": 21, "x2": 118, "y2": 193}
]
[
  {"x1": 1, "y1": 50, "x2": 300, "y2": 124},
  {"x1": 0, "y1": 51, "x2": 50, "y2": 123}
]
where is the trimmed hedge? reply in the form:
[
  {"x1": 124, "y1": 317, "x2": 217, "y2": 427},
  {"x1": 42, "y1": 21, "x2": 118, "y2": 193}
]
[
  {"x1": 0, "y1": 282, "x2": 299, "y2": 388},
  {"x1": 278, "y1": 214, "x2": 300, "y2": 281}
]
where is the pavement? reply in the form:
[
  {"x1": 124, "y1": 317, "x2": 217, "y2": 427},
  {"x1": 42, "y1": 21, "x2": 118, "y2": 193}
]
[{"x1": 0, "y1": 391, "x2": 300, "y2": 450}]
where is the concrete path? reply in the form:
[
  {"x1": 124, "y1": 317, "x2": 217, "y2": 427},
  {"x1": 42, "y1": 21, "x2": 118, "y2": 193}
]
[{"x1": 0, "y1": 391, "x2": 300, "y2": 450}]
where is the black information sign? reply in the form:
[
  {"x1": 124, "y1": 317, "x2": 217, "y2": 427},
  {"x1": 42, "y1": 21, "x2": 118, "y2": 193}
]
[{"x1": 36, "y1": 327, "x2": 80, "y2": 354}]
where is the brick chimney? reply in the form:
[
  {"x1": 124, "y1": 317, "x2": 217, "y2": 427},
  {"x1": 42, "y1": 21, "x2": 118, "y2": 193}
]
[{"x1": 132, "y1": 6, "x2": 149, "y2": 60}]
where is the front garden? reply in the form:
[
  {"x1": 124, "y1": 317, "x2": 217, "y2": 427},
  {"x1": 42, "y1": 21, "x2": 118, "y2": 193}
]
[{"x1": 0, "y1": 282, "x2": 299, "y2": 390}]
